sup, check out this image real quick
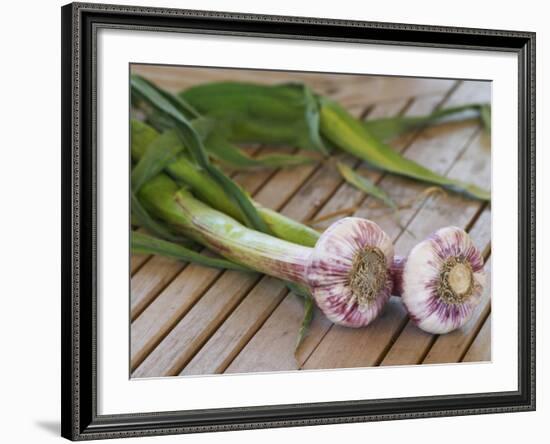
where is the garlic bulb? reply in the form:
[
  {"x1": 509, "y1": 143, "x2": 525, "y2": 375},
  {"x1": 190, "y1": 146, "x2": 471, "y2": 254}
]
[
  {"x1": 394, "y1": 226, "x2": 486, "y2": 334},
  {"x1": 307, "y1": 218, "x2": 394, "y2": 327}
]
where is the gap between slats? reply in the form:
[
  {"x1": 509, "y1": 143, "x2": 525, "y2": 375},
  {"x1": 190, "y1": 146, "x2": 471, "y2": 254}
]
[
  {"x1": 132, "y1": 100, "x2": 382, "y2": 376},
  {"x1": 130, "y1": 77, "x2": 490, "y2": 377},
  {"x1": 215, "y1": 88, "x2": 465, "y2": 374},
  {"x1": 224, "y1": 80, "x2": 492, "y2": 374},
  {"x1": 130, "y1": 145, "x2": 318, "y2": 370},
  {"x1": 297, "y1": 86, "x2": 485, "y2": 369},
  {"x1": 129, "y1": 144, "x2": 292, "y2": 321},
  {"x1": 181, "y1": 97, "x2": 411, "y2": 376}
]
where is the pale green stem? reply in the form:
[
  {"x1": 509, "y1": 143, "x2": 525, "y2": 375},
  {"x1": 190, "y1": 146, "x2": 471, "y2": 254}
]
[{"x1": 138, "y1": 174, "x2": 313, "y2": 285}]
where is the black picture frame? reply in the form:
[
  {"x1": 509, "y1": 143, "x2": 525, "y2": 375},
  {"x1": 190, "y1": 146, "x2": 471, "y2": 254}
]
[{"x1": 61, "y1": 2, "x2": 536, "y2": 440}]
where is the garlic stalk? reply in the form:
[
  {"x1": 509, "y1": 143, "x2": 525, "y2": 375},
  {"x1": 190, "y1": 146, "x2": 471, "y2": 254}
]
[
  {"x1": 139, "y1": 174, "x2": 394, "y2": 328},
  {"x1": 391, "y1": 226, "x2": 486, "y2": 334}
]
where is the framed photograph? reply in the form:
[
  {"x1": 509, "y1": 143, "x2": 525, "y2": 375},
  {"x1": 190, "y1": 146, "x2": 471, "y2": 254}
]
[{"x1": 61, "y1": 2, "x2": 535, "y2": 440}]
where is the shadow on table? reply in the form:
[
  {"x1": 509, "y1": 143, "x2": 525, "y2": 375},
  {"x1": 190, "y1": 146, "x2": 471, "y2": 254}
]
[{"x1": 35, "y1": 420, "x2": 59, "y2": 436}]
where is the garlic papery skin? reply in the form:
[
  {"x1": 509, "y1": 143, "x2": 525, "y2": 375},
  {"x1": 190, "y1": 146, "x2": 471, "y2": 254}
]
[
  {"x1": 390, "y1": 255, "x2": 407, "y2": 297},
  {"x1": 306, "y1": 218, "x2": 394, "y2": 328},
  {"x1": 399, "y1": 226, "x2": 486, "y2": 334}
]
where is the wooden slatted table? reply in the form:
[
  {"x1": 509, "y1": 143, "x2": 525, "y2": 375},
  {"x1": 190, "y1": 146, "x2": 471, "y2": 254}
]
[{"x1": 130, "y1": 65, "x2": 491, "y2": 378}]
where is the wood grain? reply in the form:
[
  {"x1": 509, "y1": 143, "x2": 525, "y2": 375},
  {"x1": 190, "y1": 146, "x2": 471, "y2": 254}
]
[
  {"x1": 462, "y1": 314, "x2": 492, "y2": 363},
  {"x1": 132, "y1": 75, "x2": 379, "y2": 377},
  {"x1": 128, "y1": 67, "x2": 492, "y2": 377},
  {"x1": 130, "y1": 254, "x2": 149, "y2": 275},
  {"x1": 302, "y1": 81, "x2": 491, "y2": 371},
  {"x1": 183, "y1": 277, "x2": 289, "y2": 375},
  {"x1": 130, "y1": 256, "x2": 188, "y2": 320},
  {"x1": 131, "y1": 65, "x2": 455, "y2": 103},
  {"x1": 227, "y1": 92, "x2": 467, "y2": 373},
  {"x1": 197, "y1": 98, "x2": 414, "y2": 375},
  {"x1": 129, "y1": 144, "x2": 298, "y2": 365},
  {"x1": 133, "y1": 269, "x2": 260, "y2": 377}
]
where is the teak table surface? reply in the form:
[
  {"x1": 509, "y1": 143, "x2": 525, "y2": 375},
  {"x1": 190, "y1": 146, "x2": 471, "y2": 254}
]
[{"x1": 129, "y1": 65, "x2": 492, "y2": 379}]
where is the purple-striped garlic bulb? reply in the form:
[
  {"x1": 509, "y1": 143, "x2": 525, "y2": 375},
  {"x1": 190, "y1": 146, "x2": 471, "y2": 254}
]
[
  {"x1": 149, "y1": 185, "x2": 396, "y2": 328},
  {"x1": 392, "y1": 226, "x2": 486, "y2": 334},
  {"x1": 306, "y1": 217, "x2": 394, "y2": 327}
]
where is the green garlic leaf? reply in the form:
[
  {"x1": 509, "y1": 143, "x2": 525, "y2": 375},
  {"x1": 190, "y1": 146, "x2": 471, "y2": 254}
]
[
  {"x1": 364, "y1": 103, "x2": 490, "y2": 141},
  {"x1": 131, "y1": 75, "x2": 271, "y2": 233},
  {"x1": 180, "y1": 82, "x2": 328, "y2": 154},
  {"x1": 132, "y1": 231, "x2": 249, "y2": 271},
  {"x1": 204, "y1": 133, "x2": 316, "y2": 169},
  {"x1": 336, "y1": 161, "x2": 397, "y2": 210},
  {"x1": 320, "y1": 98, "x2": 490, "y2": 201},
  {"x1": 295, "y1": 295, "x2": 314, "y2": 352}
]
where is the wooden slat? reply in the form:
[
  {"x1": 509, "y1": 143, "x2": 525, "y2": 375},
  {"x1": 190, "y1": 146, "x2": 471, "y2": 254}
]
[
  {"x1": 130, "y1": 148, "x2": 314, "y2": 369},
  {"x1": 130, "y1": 254, "x2": 149, "y2": 275},
  {"x1": 224, "y1": 293, "x2": 333, "y2": 374},
  {"x1": 282, "y1": 297, "x2": 408, "y2": 372},
  {"x1": 376, "y1": 313, "x2": 433, "y2": 366},
  {"x1": 131, "y1": 263, "x2": 222, "y2": 370},
  {"x1": 131, "y1": 81, "x2": 380, "y2": 376},
  {"x1": 227, "y1": 81, "x2": 488, "y2": 373},
  {"x1": 183, "y1": 98, "x2": 413, "y2": 376},
  {"x1": 132, "y1": 94, "x2": 373, "y2": 377},
  {"x1": 132, "y1": 128, "x2": 334, "y2": 375},
  {"x1": 131, "y1": 145, "x2": 324, "y2": 376},
  {"x1": 466, "y1": 207, "x2": 492, "y2": 252},
  {"x1": 462, "y1": 315, "x2": 492, "y2": 362},
  {"x1": 133, "y1": 269, "x2": 261, "y2": 377},
  {"x1": 130, "y1": 256, "x2": 188, "y2": 320},
  {"x1": 302, "y1": 120, "x2": 491, "y2": 370},
  {"x1": 303, "y1": 92, "x2": 454, "y2": 233},
  {"x1": 131, "y1": 65, "x2": 455, "y2": 104},
  {"x1": 377, "y1": 130, "x2": 491, "y2": 366},
  {"x1": 130, "y1": 72, "x2": 491, "y2": 376},
  {"x1": 182, "y1": 277, "x2": 288, "y2": 375},
  {"x1": 129, "y1": 142, "x2": 276, "y2": 321},
  {"x1": 329, "y1": 76, "x2": 456, "y2": 109},
  {"x1": 423, "y1": 302, "x2": 491, "y2": 364},
  {"x1": 224, "y1": 93, "x2": 458, "y2": 374}
]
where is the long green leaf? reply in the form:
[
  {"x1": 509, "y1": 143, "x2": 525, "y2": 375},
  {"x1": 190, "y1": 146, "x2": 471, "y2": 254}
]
[
  {"x1": 257, "y1": 207, "x2": 319, "y2": 247},
  {"x1": 320, "y1": 98, "x2": 490, "y2": 201},
  {"x1": 204, "y1": 133, "x2": 316, "y2": 169},
  {"x1": 131, "y1": 120, "x2": 243, "y2": 221},
  {"x1": 134, "y1": 98, "x2": 319, "y2": 340},
  {"x1": 180, "y1": 82, "x2": 328, "y2": 153},
  {"x1": 295, "y1": 295, "x2": 314, "y2": 351},
  {"x1": 130, "y1": 75, "x2": 270, "y2": 233},
  {"x1": 130, "y1": 193, "x2": 189, "y2": 243},
  {"x1": 132, "y1": 129, "x2": 184, "y2": 192},
  {"x1": 182, "y1": 114, "x2": 319, "y2": 170},
  {"x1": 144, "y1": 107, "x2": 317, "y2": 170},
  {"x1": 131, "y1": 120, "x2": 321, "y2": 247},
  {"x1": 302, "y1": 84, "x2": 328, "y2": 154},
  {"x1": 132, "y1": 231, "x2": 249, "y2": 271},
  {"x1": 336, "y1": 162, "x2": 413, "y2": 235},
  {"x1": 178, "y1": 80, "x2": 489, "y2": 200},
  {"x1": 363, "y1": 103, "x2": 490, "y2": 141},
  {"x1": 336, "y1": 162, "x2": 397, "y2": 209},
  {"x1": 135, "y1": 75, "x2": 201, "y2": 120},
  {"x1": 480, "y1": 104, "x2": 491, "y2": 133},
  {"x1": 130, "y1": 117, "x2": 158, "y2": 156}
]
